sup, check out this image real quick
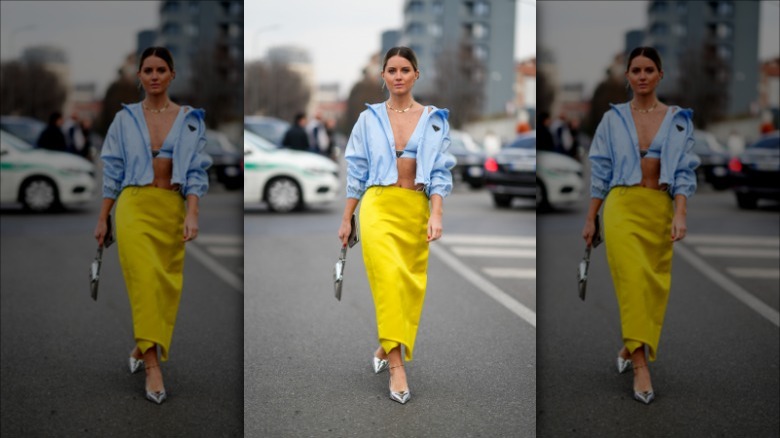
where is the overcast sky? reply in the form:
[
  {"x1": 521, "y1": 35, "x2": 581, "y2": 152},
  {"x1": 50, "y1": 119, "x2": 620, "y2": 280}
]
[{"x1": 539, "y1": 0, "x2": 780, "y2": 97}]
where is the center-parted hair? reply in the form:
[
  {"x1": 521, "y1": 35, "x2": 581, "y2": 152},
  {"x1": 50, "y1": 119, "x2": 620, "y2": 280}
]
[
  {"x1": 382, "y1": 46, "x2": 419, "y2": 72},
  {"x1": 138, "y1": 46, "x2": 175, "y2": 72},
  {"x1": 626, "y1": 46, "x2": 662, "y2": 72}
]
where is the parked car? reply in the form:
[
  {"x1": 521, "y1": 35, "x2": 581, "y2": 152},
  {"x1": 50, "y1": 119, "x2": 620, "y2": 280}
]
[
  {"x1": 204, "y1": 130, "x2": 242, "y2": 190},
  {"x1": 244, "y1": 115, "x2": 290, "y2": 146},
  {"x1": 537, "y1": 150, "x2": 584, "y2": 210},
  {"x1": 243, "y1": 129, "x2": 339, "y2": 212},
  {"x1": 0, "y1": 130, "x2": 95, "y2": 212},
  {"x1": 728, "y1": 131, "x2": 780, "y2": 209},
  {"x1": 692, "y1": 130, "x2": 730, "y2": 190},
  {"x1": 484, "y1": 132, "x2": 536, "y2": 208},
  {"x1": 449, "y1": 130, "x2": 486, "y2": 189},
  {"x1": 0, "y1": 115, "x2": 46, "y2": 147}
]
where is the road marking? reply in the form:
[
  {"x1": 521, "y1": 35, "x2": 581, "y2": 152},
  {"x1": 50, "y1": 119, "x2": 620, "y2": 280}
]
[
  {"x1": 726, "y1": 267, "x2": 780, "y2": 279},
  {"x1": 443, "y1": 234, "x2": 536, "y2": 247},
  {"x1": 676, "y1": 243, "x2": 779, "y2": 327},
  {"x1": 695, "y1": 247, "x2": 779, "y2": 258},
  {"x1": 430, "y1": 244, "x2": 536, "y2": 328},
  {"x1": 450, "y1": 247, "x2": 535, "y2": 258},
  {"x1": 187, "y1": 243, "x2": 243, "y2": 292},
  {"x1": 686, "y1": 234, "x2": 779, "y2": 247},
  {"x1": 197, "y1": 234, "x2": 243, "y2": 245},
  {"x1": 483, "y1": 268, "x2": 536, "y2": 279},
  {"x1": 207, "y1": 246, "x2": 243, "y2": 257}
]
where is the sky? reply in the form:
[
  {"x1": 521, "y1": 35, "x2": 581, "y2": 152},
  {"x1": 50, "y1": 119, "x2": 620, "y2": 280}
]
[
  {"x1": 243, "y1": 0, "x2": 537, "y2": 98},
  {"x1": 0, "y1": 1, "x2": 159, "y2": 97},
  {"x1": 539, "y1": 0, "x2": 780, "y2": 97}
]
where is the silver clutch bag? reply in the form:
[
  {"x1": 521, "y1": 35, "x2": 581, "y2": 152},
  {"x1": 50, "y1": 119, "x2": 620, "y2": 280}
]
[
  {"x1": 90, "y1": 215, "x2": 114, "y2": 301},
  {"x1": 333, "y1": 214, "x2": 359, "y2": 301},
  {"x1": 578, "y1": 214, "x2": 602, "y2": 301}
]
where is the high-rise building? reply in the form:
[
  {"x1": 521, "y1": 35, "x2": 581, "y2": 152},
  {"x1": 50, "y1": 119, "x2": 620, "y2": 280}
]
[
  {"x1": 642, "y1": 0, "x2": 759, "y2": 116},
  {"x1": 398, "y1": 0, "x2": 516, "y2": 117}
]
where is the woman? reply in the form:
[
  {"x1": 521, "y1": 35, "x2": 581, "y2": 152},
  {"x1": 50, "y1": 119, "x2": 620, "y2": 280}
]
[
  {"x1": 93, "y1": 46, "x2": 211, "y2": 405},
  {"x1": 338, "y1": 46, "x2": 455, "y2": 405},
  {"x1": 582, "y1": 46, "x2": 698, "y2": 405}
]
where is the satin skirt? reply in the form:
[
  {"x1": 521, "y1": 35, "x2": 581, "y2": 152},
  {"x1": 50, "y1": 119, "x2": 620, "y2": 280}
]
[
  {"x1": 360, "y1": 186, "x2": 430, "y2": 362},
  {"x1": 116, "y1": 186, "x2": 185, "y2": 362},
  {"x1": 604, "y1": 186, "x2": 674, "y2": 362}
]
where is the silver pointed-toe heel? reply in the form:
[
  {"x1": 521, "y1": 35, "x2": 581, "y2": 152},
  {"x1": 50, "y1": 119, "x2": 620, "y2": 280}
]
[
  {"x1": 616, "y1": 356, "x2": 631, "y2": 374},
  {"x1": 129, "y1": 356, "x2": 144, "y2": 374},
  {"x1": 633, "y1": 390, "x2": 655, "y2": 405},
  {"x1": 388, "y1": 364, "x2": 410, "y2": 404},
  {"x1": 145, "y1": 389, "x2": 167, "y2": 405},
  {"x1": 372, "y1": 356, "x2": 389, "y2": 374}
]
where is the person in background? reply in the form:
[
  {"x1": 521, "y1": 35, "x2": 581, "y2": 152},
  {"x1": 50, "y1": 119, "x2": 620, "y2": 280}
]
[
  {"x1": 37, "y1": 112, "x2": 67, "y2": 152},
  {"x1": 281, "y1": 113, "x2": 310, "y2": 151},
  {"x1": 537, "y1": 111, "x2": 555, "y2": 152},
  {"x1": 483, "y1": 129, "x2": 502, "y2": 155},
  {"x1": 63, "y1": 111, "x2": 86, "y2": 156},
  {"x1": 306, "y1": 111, "x2": 330, "y2": 155}
]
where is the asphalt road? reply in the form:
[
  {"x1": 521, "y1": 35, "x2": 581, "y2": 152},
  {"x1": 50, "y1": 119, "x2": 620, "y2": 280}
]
[
  {"x1": 0, "y1": 185, "x2": 244, "y2": 437},
  {"x1": 244, "y1": 184, "x2": 537, "y2": 437},
  {"x1": 536, "y1": 183, "x2": 780, "y2": 437}
]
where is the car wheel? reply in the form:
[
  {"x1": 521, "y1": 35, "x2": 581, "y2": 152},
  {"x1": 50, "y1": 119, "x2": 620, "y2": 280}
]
[
  {"x1": 736, "y1": 192, "x2": 757, "y2": 209},
  {"x1": 20, "y1": 177, "x2": 60, "y2": 212},
  {"x1": 493, "y1": 194, "x2": 512, "y2": 208},
  {"x1": 536, "y1": 179, "x2": 551, "y2": 212},
  {"x1": 265, "y1": 177, "x2": 302, "y2": 212}
]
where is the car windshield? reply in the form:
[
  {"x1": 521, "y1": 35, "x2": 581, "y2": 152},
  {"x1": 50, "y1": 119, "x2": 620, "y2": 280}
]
[
  {"x1": 244, "y1": 118, "x2": 289, "y2": 145},
  {"x1": 244, "y1": 129, "x2": 278, "y2": 152},
  {"x1": 1, "y1": 130, "x2": 34, "y2": 151},
  {"x1": 0, "y1": 119, "x2": 45, "y2": 146},
  {"x1": 448, "y1": 137, "x2": 468, "y2": 153},
  {"x1": 748, "y1": 137, "x2": 780, "y2": 150},
  {"x1": 507, "y1": 135, "x2": 536, "y2": 149}
]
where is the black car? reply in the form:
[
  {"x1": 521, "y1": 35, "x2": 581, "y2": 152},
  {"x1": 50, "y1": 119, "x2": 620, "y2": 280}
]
[
  {"x1": 205, "y1": 130, "x2": 242, "y2": 190},
  {"x1": 728, "y1": 131, "x2": 780, "y2": 209},
  {"x1": 449, "y1": 130, "x2": 486, "y2": 189},
  {"x1": 484, "y1": 132, "x2": 536, "y2": 208},
  {"x1": 692, "y1": 131, "x2": 730, "y2": 190}
]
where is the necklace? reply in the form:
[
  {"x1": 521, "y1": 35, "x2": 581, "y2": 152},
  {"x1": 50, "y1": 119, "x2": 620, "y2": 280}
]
[
  {"x1": 386, "y1": 100, "x2": 414, "y2": 113},
  {"x1": 631, "y1": 101, "x2": 658, "y2": 113},
  {"x1": 143, "y1": 101, "x2": 169, "y2": 113}
]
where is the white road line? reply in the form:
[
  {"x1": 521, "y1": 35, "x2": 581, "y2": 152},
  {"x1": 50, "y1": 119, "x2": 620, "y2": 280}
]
[
  {"x1": 197, "y1": 234, "x2": 243, "y2": 245},
  {"x1": 207, "y1": 246, "x2": 243, "y2": 257},
  {"x1": 695, "y1": 247, "x2": 779, "y2": 258},
  {"x1": 676, "y1": 244, "x2": 779, "y2": 327},
  {"x1": 186, "y1": 243, "x2": 243, "y2": 292},
  {"x1": 430, "y1": 245, "x2": 536, "y2": 328},
  {"x1": 686, "y1": 234, "x2": 780, "y2": 247},
  {"x1": 726, "y1": 268, "x2": 780, "y2": 279},
  {"x1": 443, "y1": 234, "x2": 536, "y2": 247},
  {"x1": 450, "y1": 247, "x2": 536, "y2": 258},
  {"x1": 483, "y1": 268, "x2": 536, "y2": 279}
]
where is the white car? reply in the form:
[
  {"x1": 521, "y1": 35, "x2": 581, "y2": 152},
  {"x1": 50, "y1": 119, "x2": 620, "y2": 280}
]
[
  {"x1": 537, "y1": 150, "x2": 584, "y2": 210},
  {"x1": 0, "y1": 130, "x2": 96, "y2": 212},
  {"x1": 243, "y1": 129, "x2": 339, "y2": 212}
]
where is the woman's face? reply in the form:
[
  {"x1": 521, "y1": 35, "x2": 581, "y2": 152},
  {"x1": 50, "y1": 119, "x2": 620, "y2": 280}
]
[
  {"x1": 138, "y1": 55, "x2": 174, "y2": 97},
  {"x1": 382, "y1": 55, "x2": 418, "y2": 96},
  {"x1": 625, "y1": 55, "x2": 662, "y2": 97}
]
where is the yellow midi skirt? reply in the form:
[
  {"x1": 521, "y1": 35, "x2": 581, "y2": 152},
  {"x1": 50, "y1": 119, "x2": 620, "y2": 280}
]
[
  {"x1": 116, "y1": 186, "x2": 186, "y2": 362},
  {"x1": 604, "y1": 186, "x2": 674, "y2": 362},
  {"x1": 360, "y1": 186, "x2": 430, "y2": 362}
]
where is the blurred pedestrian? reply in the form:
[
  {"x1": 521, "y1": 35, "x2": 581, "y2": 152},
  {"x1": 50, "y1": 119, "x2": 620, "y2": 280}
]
[
  {"x1": 483, "y1": 129, "x2": 502, "y2": 155},
  {"x1": 79, "y1": 117, "x2": 95, "y2": 161},
  {"x1": 582, "y1": 47, "x2": 699, "y2": 405},
  {"x1": 726, "y1": 129, "x2": 745, "y2": 156},
  {"x1": 281, "y1": 113, "x2": 310, "y2": 151},
  {"x1": 324, "y1": 118, "x2": 338, "y2": 160},
  {"x1": 93, "y1": 46, "x2": 211, "y2": 405},
  {"x1": 338, "y1": 46, "x2": 455, "y2": 405},
  {"x1": 537, "y1": 111, "x2": 554, "y2": 152},
  {"x1": 36, "y1": 111, "x2": 67, "y2": 151},
  {"x1": 550, "y1": 112, "x2": 574, "y2": 155},
  {"x1": 306, "y1": 111, "x2": 330, "y2": 155},
  {"x1": 63, "y1": 111, "x2": 86, "y2": 155}
]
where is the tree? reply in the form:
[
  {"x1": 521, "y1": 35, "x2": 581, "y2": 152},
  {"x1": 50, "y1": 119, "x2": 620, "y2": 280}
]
[
  {"x1": 585, "y1": 69, "x2": 629, "y2": 136},
  {"x1": 429, "y1": 42, "x2": 486, "y2": 129},
  {"x1": 244, "y1": 60, "x2": 310, "y2": 123},
  {"x1": 97, "y1": 68, "x2": 139, "y2": 136},
  {"x1": 342, "y1": 68, "x2": 386, "y2": 134},
  {"x1": 0, "y1": 60, "x2": 67, "y2": 121}
]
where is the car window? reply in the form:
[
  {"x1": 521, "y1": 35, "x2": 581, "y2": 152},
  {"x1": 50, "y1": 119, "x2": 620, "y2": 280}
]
[
  {"x1": 1, "y1": 130, "x2": 34, "y2": 151},
  {"x1": 205, "y1": 136, "x2": 224, "y2": 154},
  {"x1": 244, "y1": 130, "x2": 277, "y2": 152},
  {"x1": 0, "y1": 120, "x2": 45, "y2": 146},
  {"x1": 448, "y1": 137, "x2": 468, "y2": 153},
  {"x1": 245, "y1": 119, "x2": 290, "y2": 145},
  {"x1": 748, "y1": 137, "x2": 780, "y2": 150},
  {"x1": 507, "y1": 136, "x2": 536, "y2": 149}
]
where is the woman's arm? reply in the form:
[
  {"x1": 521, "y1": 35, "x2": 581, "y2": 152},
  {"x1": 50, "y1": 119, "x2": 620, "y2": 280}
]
[
  {"x1": 581, "y1": 197, "x2": 604, "y2": 247},
  {"x1": 428, "y1": 194, "x2": 443, "y2": 242},
  {"x1": 671, "y1": 194, "x2": 687, "y2": 241},
  {"x1": 338, "y1": 198, "x2": 360, "y2": 246},
  {"x1": 94, "y1": 198, "x2": 116, "y2": 247},
  {"x1": 183, "y1": 194, "x2": 200, "y2": 241}
]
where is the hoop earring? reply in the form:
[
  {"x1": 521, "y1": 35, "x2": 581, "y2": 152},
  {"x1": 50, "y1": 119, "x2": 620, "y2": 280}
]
[
  {"x1": 381, "y1": 81, "x2": 386, "y2": 91},
  {"x1": 625, "y1": 82, "x2": 630, "y2": 90},
  {"x1": 137, "y1": 81, "x2": 142, "y2": 91}
]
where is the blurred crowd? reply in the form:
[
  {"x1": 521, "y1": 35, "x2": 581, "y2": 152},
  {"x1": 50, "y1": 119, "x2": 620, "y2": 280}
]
[{"x1": 36, "y1": 111, "x2": 97, "y2": 161}]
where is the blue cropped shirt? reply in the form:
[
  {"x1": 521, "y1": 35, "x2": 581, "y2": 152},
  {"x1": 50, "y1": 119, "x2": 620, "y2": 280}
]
[
  {"x1": 344, "y1": 103, "x2": 456, "y2": 199},
  {"x1": 100, "y1": 103, "x2": 212, "y2": 199},
  {"x1": 589, "y1": 102, "x2": 699, "y2": 199}
]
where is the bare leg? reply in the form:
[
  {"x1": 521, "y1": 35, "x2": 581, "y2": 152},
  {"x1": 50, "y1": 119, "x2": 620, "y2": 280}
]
[
  {"x1": 386, "y1": 346, "x2": 408, "y2": 392},
  {"x1": 131, "y1": 345, "x2": 143, "y2": 360},
  {"x1": 618, "y1": 345, "x2": 630, "y2": 361},
  {"x1": 375, "y1": 346, "x2": 387, "y2": 360},
  {"x1": 630, "y1": 344, "x2": 653, "y2": 393},
  {"x1": 143, "y1": 345, "x2": 165, "y2": 393}
]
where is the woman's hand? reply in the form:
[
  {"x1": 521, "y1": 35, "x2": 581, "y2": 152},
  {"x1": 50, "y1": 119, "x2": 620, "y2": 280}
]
[
  {"x1": 183, "y1": 211, "x2": 199, "y2": 241},
  {"x1": 671, "y1": 212, "x2": 687, "y2": 241},
  {"x1": 582, "y1": 218, "x2": 596, "y2": 247},
  {"x1": 94, "y1": 217, "x2": 108, "y2": 247},
  {"x1": 427, "y1": 212, "x2": 443, "y2": 242},
  {"x1": 337, "y1": 218, "x2": 351, "y2": 247}
]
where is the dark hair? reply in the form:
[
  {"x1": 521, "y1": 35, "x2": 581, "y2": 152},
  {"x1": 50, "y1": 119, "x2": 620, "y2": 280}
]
[
  {"x1": 139, "y1": 46, "x2": 175, "y2": 72},
  {"x1": 48, "y1": 111, "x2": 62, "y2": 125},
  {"x1": 382, "y1": 46, "x2": 419, "y2": 72},
  {"x1": 626, "y1": 47, "x2": 662, "y2": 72},
  {"x1": 293, "y1": 113, "x2": 306, "y2": 124}
]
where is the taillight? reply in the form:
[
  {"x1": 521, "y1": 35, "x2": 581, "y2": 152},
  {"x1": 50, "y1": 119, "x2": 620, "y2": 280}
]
[
  {"x1": 485, "y1": 157, "x2": 499, "y2": 172},
  {"x1": 728, "y1": 157, "x2": 742, "y2": 172}
]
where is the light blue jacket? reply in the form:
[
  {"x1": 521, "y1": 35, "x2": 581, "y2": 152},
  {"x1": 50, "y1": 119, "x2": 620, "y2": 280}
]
[
  {"x1": 100, "y1": 103, "x2": 211, "y2": 199},
  {"x1": 344, "y1": 103, "x2": 456, "y2": 199},
  {"x1": 589, "y1": 102, "x2": 699, "y2": 199}
]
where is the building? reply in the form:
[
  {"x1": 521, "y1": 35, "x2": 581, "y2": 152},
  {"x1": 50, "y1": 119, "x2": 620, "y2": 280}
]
[
  {"x1": 21, "y1": 45, "x2": 69, "y2": 90},
  {"x1": 514, "y1": 57, "x2": 536, "y2": 125},
  {"x1": 398, "y1": 0, "x2": 516, "y2": 117},
  {"x1": 381, "y1": 30, "x2": 402, "y2": 59},
  {"x1": 641, "y1": 0, "x2": 760, "y2": 116}
]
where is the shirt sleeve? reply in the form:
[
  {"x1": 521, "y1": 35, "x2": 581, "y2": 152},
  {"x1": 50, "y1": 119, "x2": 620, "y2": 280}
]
[
  {"x1": 588, "y1": 114, "x2": 613, "y2": 199},
  {"x1": 184, "y1": 117, "x2": 212, "y2": 198},
  {"x1": 671, "y1": 116, "x2": 699, "y2": 198},
  {"x1": 344, "y1": 113, "x2": 369, "y2": 199},
  {"x1": 100, "y1": 116, "x2": 125, "y2": 199},
  {"x1": 428, "y1": 116, "x2": 456, "y2": 199}
]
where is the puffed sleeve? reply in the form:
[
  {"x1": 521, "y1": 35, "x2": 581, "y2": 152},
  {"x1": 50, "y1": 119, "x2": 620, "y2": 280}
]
[
  {"x1": 428, "y1": 115, "x2": 456, "y2": 198},
  {"x1": 588, "y1": 113, "x2": 613, "y2": 199},
  {"x1": 184, "y1": 116, "x2": 212, "y2": 198},
  {"x1": 344, "y1": 112, "x2": 369, "y2": 199},
  {"x1": 671, "y1": 114, "x2": 699, "y2": 198},
  {"x1": 100, "y1": 114, "x2": 125, "y2": 199}
]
